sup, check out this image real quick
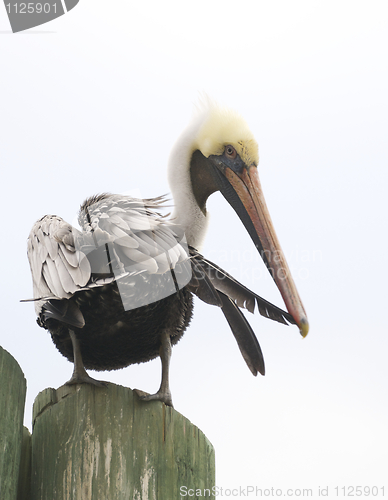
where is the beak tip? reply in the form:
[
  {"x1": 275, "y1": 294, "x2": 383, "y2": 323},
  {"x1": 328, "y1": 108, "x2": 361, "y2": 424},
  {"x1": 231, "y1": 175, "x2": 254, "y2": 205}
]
[{"x1": 299, "y1": 317, "x2": 309, "y2": 338}]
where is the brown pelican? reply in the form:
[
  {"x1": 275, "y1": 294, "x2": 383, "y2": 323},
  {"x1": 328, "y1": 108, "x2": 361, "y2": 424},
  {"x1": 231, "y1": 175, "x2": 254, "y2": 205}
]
[{"x1": 26, "y1": 101, "x2": 308, "y2": 407}]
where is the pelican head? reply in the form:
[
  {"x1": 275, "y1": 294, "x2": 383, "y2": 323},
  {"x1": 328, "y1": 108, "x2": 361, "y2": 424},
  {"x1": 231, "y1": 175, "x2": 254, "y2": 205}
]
[{"x1": 168, "y1": 100, "x2": 309, "y2": 338}]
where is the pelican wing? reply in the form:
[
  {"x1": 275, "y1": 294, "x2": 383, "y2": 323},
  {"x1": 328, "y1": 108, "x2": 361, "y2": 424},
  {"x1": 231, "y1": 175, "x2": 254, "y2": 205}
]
[
  {"x1": 189, "y1": 248, "x2": 296, "y2": 326},
  {"x1": 188, "y1": 257, "x2": 223, "y2": 307},
  {"x1": 78, "y1": 194, "x2": 191, "y2": 277},
  {"x1": 27, "y1": 215, "x2": 92, "y2": 315},
  {"x1": 27, "y1": 195, "x2": 192, "y2": 317},
  {"x1": 188, "y1": 251, "x2": 266, "y2": 376},
  {"x1": 217, "y1": 291, "x2": 265, "y2": 376}
]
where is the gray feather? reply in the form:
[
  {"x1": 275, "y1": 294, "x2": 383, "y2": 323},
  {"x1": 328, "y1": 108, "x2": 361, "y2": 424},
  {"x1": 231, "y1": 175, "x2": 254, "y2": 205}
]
[
  {"x1": 26, "y1": 195, "x2": 191, "y2": 316},
  {"x1": 190, "y1": 249, "x2": 296, "y2": 326}
]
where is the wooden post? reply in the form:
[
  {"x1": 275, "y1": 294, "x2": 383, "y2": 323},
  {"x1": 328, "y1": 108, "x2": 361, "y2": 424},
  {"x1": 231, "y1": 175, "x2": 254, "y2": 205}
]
[
  {"x1": 31, "y1": 383, "x2": 215, "y2": 500},
  {"x1": 17, "y1": 427, "x2": 32, "y2": 500},
  {"x1": 0, "y1": 346, "x2": 27, "y2": 500}
]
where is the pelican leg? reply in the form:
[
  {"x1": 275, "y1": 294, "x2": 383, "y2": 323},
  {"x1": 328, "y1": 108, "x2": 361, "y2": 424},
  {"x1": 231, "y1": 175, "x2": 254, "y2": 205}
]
[
  {"x1": 134, "y1": 332, "x2": 173, "y2": 407},
  {"x1": 66, "y1": 330, "x2": 106, "y2": 387}
]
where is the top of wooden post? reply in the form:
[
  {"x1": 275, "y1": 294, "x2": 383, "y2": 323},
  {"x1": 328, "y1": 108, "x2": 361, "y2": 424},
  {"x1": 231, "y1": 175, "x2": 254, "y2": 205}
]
[{"x1": 32, "y1": 383, "x2": 215, "y2": 500}]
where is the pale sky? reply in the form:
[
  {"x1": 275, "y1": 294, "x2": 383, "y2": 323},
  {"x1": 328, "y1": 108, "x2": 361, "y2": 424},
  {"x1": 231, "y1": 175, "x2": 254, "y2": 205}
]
[{"x1": 1, "y1": 1, "x2": 387, "y2": 495}]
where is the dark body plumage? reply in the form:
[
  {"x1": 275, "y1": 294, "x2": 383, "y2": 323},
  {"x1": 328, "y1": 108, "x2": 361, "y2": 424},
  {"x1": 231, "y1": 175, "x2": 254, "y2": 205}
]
[
  {"x1": 40, "y1": 285, "x2": 193, "y2": 371},
  {"x1": 32, "y1": 193, "x2": 195, "y2": 372}
]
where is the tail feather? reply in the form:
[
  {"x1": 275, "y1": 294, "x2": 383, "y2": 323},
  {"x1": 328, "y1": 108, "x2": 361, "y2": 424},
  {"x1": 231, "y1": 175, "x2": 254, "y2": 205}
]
[{"x1": 41, "y1": 299, "x2": 85, "y2": 329}]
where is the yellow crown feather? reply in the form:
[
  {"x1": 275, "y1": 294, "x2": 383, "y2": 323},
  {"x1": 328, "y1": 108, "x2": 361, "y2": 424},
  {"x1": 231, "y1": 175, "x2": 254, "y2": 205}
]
[{"x1": 193, "y1": 100, "x2": 259, "y2": 166}]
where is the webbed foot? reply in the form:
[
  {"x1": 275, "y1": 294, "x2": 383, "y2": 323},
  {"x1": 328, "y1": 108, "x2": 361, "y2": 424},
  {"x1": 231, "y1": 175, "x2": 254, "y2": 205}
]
[
  {"x1": 66, "y1": 373, "x2": 107, "y2": 387},
  {"x1": 134, "y1": 388, "x2": 173, "y2": 407}
]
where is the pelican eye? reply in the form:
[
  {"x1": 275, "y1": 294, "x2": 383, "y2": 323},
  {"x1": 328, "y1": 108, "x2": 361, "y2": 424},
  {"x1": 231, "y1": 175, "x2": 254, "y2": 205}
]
[{"x1": 225, "y1": 145, "x2": 237, "y2": 160}]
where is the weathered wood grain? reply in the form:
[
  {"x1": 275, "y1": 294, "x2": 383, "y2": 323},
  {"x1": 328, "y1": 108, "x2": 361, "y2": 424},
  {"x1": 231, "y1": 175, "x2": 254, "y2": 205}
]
[
  {"x1": 0, "y1": 346, "x2": 27, "y2": 500},
  {"x1": 31, "y1": 383, "x2": 215, "y2": 500}
]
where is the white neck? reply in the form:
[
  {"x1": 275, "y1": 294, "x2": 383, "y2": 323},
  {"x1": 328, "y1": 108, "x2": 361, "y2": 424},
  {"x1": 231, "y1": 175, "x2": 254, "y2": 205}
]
[{"x1": 167, "y1": 117, "x2": 210, "y2": 251}]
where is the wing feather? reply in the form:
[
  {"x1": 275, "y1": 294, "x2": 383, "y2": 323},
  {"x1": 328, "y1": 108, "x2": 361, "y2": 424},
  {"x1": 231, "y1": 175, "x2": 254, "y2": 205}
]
[
  {"x1": 43, "y1": 258, "x2": 69, "y2": 298},
  {"x1": 27, "y1": 215, "x2": 92, "y2": 314},
  {"x1": 78, "y1": 194, "x2": 190, "y2": 277},
  {"x1": 118, "y1": 246, "x2": 159, "y2": 274},
  {"x1": 27, "y1": 194, "x2": 191, "y2": 317},
  {"x1": 53, "y1": 253, "x2": 79, "y2": 294},
  {"x1": 190, "y1": 248, "x2": 295, "y2": 326},
  {"x1": 218, "y1": 291, "x2": 265, "y2": 376}
]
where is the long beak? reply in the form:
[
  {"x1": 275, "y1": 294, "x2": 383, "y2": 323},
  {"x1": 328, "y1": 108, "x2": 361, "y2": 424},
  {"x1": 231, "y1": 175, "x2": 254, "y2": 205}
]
[{"x1": 221, "y1": 165, "x2": 309, "y2": 337}]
